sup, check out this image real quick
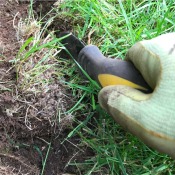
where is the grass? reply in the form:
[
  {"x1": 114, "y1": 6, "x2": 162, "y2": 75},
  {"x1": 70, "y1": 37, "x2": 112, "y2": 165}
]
[
  {"x1": 55, "y1": 0, "x2": 175, "y2": 174},
  {"x1": 8, "y1": 0, "x2": 175, "y2": 174}
]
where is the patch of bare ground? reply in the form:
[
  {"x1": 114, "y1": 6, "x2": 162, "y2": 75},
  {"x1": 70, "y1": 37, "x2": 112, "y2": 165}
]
[{"x1": 0, "y1": 0, "x2": 92, "y2": 174}]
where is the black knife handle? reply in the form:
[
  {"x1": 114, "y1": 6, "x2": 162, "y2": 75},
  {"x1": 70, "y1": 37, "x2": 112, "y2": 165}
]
[{"x1": 78, "y1": 45, "x2": 152, "y2": 93}]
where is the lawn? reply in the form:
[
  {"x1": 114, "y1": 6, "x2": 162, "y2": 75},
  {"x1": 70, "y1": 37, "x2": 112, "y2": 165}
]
[
  {"x1": 56, "y1": 0, "x2": 175, "y2": 174},
  {"x1": 1, "y1": 0, "x2": 175, "y2": 174}
]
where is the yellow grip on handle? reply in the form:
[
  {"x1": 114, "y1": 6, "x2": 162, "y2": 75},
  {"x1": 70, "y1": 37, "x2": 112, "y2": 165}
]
[{"x1": 98, "y1": 74, "x2": 148, "y2": 91}]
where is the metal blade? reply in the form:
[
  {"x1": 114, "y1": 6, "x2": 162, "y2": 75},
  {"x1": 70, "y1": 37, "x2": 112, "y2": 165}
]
[{"x1": 59, "y1": 32, "x2": 85, "y2": 60}]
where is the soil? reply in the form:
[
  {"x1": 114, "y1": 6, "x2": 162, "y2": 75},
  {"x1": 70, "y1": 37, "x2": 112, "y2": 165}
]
[{"x1": 0, "y1": 1, "x2": 94, "y2": 175}]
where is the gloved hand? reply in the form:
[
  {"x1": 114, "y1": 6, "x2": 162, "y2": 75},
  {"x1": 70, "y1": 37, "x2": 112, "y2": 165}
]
[{"x1": 98, "y1": 33, "x2": 175, "y2": 159}]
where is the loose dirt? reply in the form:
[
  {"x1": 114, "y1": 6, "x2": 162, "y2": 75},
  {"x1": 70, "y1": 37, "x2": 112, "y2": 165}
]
[{"x1": 0, "y1": 1, "x2": 94, "y2": 175}]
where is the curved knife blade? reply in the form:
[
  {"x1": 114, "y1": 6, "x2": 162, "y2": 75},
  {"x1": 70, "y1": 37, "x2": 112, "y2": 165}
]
[{"x1": 59, "y1": 32, "x2": 85, "y2": 60}]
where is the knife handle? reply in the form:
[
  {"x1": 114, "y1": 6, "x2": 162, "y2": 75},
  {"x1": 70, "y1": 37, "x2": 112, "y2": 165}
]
[{"x1": 78, "y1": 45, "x2": 152, "y2": 93}]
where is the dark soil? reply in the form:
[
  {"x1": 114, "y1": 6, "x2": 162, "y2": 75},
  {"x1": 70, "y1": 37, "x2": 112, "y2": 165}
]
[{"x1": 0, "y1": 1, "x2": 94, "y2": 175}]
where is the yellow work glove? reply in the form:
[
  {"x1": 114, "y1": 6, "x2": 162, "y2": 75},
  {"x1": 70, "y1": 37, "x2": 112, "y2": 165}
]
[{"x1": 98, "y1": 33, "x2": 175, "y2": 159}]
